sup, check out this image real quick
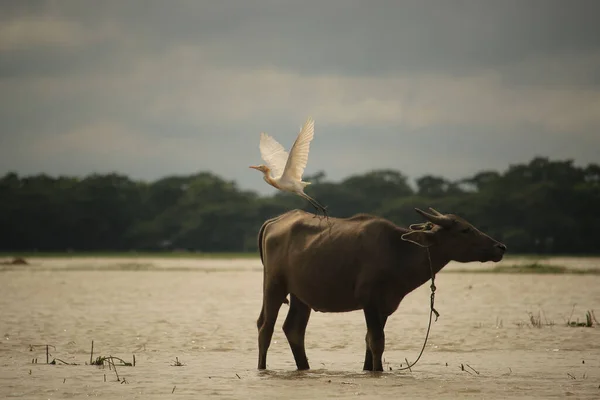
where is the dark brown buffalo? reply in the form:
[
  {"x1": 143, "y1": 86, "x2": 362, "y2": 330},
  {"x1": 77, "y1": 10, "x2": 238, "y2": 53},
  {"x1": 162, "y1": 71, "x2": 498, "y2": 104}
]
[{"x1": 256, "y1": 207, "x2": 506, "y2": 371}]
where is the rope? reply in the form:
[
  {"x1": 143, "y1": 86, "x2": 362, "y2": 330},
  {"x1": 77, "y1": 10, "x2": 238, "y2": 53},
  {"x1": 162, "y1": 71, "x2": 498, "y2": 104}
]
[{"x1": 396, "y1": 247, "x2": 439, "y2": 371}]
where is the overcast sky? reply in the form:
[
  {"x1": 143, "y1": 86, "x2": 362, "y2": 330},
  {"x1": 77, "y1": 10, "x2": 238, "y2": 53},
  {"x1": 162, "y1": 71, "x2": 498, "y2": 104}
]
[{"x1": 1, "y1": 0, "x2": 599, "y2": 194}]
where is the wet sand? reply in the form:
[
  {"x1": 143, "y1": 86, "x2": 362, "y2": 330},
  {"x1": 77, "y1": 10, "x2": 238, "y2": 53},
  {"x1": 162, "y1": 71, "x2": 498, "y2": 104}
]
[{"x1": 1, "y1": 257, "x2": 599, "y2": 399}]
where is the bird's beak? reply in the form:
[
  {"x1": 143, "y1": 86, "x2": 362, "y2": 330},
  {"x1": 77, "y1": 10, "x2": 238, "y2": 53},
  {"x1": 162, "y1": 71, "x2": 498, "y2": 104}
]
[{"x1": 249, "y1": 165, "x2": 260, "y2": 170}]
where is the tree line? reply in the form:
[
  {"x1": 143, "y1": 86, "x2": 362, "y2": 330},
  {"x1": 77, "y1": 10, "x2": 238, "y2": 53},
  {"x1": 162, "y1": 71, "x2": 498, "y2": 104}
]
[{"x1": 1, "y1": 156, "x2": 598, "y2": 254}]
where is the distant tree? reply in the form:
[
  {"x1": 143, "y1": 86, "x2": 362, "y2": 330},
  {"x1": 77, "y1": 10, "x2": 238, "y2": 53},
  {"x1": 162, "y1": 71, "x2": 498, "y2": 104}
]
[
  {"x1": 341, "y1": 169, "x2": 413, "y2": 212},
  {"x1": 416, "y1": 175, "x2": 449, "y2": 197},
  {"x1": 0, "y1": 157, "x2": 598, "y2": 254},
  {"x1": 461, "y1": 170, "x2": 501, "y2": 192}
]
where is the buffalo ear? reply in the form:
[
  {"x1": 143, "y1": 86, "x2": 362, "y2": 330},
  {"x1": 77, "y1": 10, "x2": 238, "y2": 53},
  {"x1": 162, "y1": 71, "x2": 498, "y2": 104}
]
[{"x1": 401, "y1": 230, "x2": 435, "y2": 248}]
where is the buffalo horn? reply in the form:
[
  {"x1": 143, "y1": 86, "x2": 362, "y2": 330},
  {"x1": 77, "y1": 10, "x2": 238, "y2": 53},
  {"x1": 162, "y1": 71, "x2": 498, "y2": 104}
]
[
  {"x1": 414, "y1": 207, "x2": 454, "y2": 228},
  {"x1": 428, "y1": 207, "x2": 444, "y2": 216}
]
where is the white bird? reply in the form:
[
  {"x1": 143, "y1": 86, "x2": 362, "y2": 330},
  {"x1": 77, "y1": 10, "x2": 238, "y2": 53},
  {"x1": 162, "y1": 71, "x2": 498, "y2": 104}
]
[{"x1": 249, "y1": 117, "x2": 328, "y2": 218}]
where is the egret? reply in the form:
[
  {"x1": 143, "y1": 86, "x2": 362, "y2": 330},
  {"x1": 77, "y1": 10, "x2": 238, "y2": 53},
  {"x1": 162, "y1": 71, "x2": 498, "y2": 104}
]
[{"x1": 249, "y1": 117, "x2": 328, "y2": 218}]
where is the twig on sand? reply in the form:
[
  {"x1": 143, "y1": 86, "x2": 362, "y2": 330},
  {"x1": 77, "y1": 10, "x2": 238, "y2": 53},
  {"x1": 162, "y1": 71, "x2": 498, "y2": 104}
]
[
  {"x1": 109, "y1": 355, "x2": 128, "y2": 383},
  {"x1": 172, "y1": 386, "x2": 176, "y2": 394},
  {"x1": 567, "y1": 373, "x2": 576, "y2": 380},
  {"x1": 466, "y1": 364, "x2": 480, "y2": 375},
  {"x1": 29, "y1": 344, "x2": 78, "y2": 365},
  {"x1": 566, "y1": 304, "x2": 577, "y2": 325},
  {"x1": 459, "y1": 364, "x2": 473, "y2": 375},
  {"x1": 91, "y1": 355, "x2": 133, "y2": 367},
  {"x1": 405, "y1": 358, "x2": 412, "y2": 372},
  {"x1": 235, "y1": 373, "x2": 241, "y2": 379},
  {"x1": 28, "y1": 344, "x2": 56, "y2": 364},
  {"x1": 110, "y1": 356, "x2": 120, "y2": 382},
  {"x1": 52, "y1": 358, "x2": 78, "y2": 365},
  {"x1": 93, "y1": 355, "x2": 129, "y2": 383}
]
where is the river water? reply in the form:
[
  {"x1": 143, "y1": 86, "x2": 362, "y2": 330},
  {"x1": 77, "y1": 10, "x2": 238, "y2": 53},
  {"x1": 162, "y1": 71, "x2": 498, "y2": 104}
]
[{"x1": 1, "y1": 256, "x2": 599, "y2": 399}]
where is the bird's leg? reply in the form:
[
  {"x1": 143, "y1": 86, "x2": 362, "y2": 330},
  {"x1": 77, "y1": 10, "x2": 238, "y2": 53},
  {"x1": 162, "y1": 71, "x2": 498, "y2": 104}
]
[
  {"x1": 321, "y1": 206, "x2": 332, "y2": 228},
  {"x1": 310, "y1": 199, "x2": 329, "y2": 221},
  {"x1": 312, "y1": 203, "x2": 331, "y2": 226},
  {"x1": 305, "y1": 198, "x2": 323, "y2": 218},
  {"x1": 300, "y1": 192, "x2": 330, "y2": 222},
  {"x1": 308, "y1": 202, "x2": 332, "y2": 228},
  {"x1": 312, "y1": 202, "x2": 328, "y2": 220},
  {"x1": 316, "y1": 206, "x2": 328, "y2": 221}
]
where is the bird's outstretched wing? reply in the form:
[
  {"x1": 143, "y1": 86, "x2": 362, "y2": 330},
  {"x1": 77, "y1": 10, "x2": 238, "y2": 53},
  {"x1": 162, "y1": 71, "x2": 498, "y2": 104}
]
[
  {"x1": 282, "y1": 117, "x2": 315, "y2": 182},
  {"x1": 259, "y1": 132, "x2": 289, "y2": 179}
]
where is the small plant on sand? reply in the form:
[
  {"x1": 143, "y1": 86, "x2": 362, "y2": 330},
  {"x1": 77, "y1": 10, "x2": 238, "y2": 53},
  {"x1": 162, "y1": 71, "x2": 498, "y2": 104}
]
[
  {"x1": 171, "y1": 357, "x2": 185, "y2": 366},
  {"x1": 90, "y1": 356, "x2": 132, "y2": 367},
  {"x1": 88, "y1": 341, "x2": 135, "y2": 367},
  {"x1": 515, "y1": 310, "x2": 555, "y2": 328},
  {"x1": 495, "y1": 317, "x2": 504, "y2": 329},
  {"x1": 528, "y1": 310, "x2": 554, "y2": 328},
  {"x1": 28, "y1": 344, "x2": 78, "y2": 365},
  {"x1": 566, "y1": 306, "x2": 597, "y2": 328}
]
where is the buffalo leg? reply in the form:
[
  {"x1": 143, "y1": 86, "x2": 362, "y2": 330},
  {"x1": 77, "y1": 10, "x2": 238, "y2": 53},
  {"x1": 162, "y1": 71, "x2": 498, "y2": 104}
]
[
  {"x1": 363, "y1": 334, "x2": 372, "y2": 371},
  {"x1": 363, "y1": 309, "x2": 387, "y2": 372},
  {"x1": 363, "y1": 316, "x2": 388, "y2": 371},
  {"x1": 257, "y1": 284, "x2": 286, "y2": 369},
  {"x1": 282, "y1": 294, "x2": 312, "y2": 370}
]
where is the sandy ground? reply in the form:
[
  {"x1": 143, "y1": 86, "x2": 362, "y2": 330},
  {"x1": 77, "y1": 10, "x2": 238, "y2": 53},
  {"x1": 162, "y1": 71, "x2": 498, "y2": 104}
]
[{"x1": 1, "y1": 257, "x2": 599, "y2": 399}]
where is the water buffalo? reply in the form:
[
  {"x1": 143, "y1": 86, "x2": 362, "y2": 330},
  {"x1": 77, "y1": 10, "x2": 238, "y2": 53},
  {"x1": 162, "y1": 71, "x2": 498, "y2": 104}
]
[{"x1": 256, "y1": 207, "x2": 506, "y2": 372}]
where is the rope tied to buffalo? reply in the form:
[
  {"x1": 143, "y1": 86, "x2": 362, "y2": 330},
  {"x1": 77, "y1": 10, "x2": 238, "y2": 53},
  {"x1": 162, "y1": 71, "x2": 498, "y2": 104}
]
[{"x1": 397, "y1": 244, "x2": 439, "y2": 371}]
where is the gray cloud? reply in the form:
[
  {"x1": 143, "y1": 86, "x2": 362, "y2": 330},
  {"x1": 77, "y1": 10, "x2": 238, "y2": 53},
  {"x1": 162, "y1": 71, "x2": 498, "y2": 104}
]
[
  {"x1": 1, "y1": 0, "x2": 599, "y2": 195},
  {"x1": 4, "y1": 1, "x2": 600, "y2": 77}
]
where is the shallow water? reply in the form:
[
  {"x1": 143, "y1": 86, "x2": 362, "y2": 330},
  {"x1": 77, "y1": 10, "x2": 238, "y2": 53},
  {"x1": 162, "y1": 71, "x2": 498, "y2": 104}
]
[{"x1": 1, "y1": 257, "x2": 599, "y2": 399}]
